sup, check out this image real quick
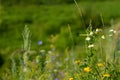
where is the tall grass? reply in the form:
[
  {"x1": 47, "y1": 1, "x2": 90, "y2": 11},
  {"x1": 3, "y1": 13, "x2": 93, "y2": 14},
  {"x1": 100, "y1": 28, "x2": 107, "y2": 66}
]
[{"x1": 0, "y1": 22, "x2": 120, "y2": 80}]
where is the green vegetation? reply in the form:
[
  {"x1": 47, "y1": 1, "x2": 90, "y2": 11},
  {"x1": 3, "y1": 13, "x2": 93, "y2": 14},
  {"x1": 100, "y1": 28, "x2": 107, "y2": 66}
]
[
  {"x1": 1, "y1": 0, "x2": 119, "y2": 5},
  {"x1": 0, "y1": 24, "x2": 120, "y2": 80},
  {"x1": 1, "y1": 1, "x2": 120, "y2": 54},
  {"x1": 0, "y1": 1, "x2": 120, "y2": 79}
]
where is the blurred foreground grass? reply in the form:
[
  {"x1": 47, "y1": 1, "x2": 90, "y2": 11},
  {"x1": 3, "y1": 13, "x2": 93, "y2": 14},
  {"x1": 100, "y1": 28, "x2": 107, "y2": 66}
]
[{"x1": 0, "y1": 23, "x2": 120, "y2": 80}]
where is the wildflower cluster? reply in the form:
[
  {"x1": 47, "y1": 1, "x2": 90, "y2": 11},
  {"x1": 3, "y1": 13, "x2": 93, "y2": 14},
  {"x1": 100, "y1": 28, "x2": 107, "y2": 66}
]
[
  {"x1": 85, "y1": 27, "x2": 103, "y2": 50},
  {"x1": 68, "y1": 26, "x2": 120, "y2": 80},
  {"x1": 1, "y1": 25, "x2": 120, "y2": 80},
  {"x1": 109, "y1": 29, "x2": 116, "y2": 37}
]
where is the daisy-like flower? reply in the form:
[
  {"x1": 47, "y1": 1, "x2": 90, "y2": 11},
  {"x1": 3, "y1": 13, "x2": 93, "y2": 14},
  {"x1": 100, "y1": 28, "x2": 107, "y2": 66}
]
[
  {"x1": 89, "y1": 31, "x2": 93, "y2": 36},
  {"x1": 96, "y1": 28, "x2": 99, "y2": 32},
  {"x1": 95, "y1": 28, "x2": 102, "y2": 34},
  {"x1": 69, "y1": 78, "x2": 74, "y2": 80},
  {"x1": 88, "y1": 44, "x2": 94, "y2": 48},
  {"x1": 103, "y1": 73, "x2": 110, "y2": 77},
  {"x1": 109, "y1": 29, "x2": 114, "y2": 32},
  {"x1": 86, "y1": 36, "x2": 90, "y2": 41},
  {"x1": 109, "y1": 29, "x2": 116, "y2": 34},
  {"x1": 84, "y1": 67, "x2": 91, "y2": 72},
  {"x1": 97, "y1": 63, "x2": 104, "y2": 67},
  {"x1": 101, "y1": 35, "x2": 105, "y2": 39}
]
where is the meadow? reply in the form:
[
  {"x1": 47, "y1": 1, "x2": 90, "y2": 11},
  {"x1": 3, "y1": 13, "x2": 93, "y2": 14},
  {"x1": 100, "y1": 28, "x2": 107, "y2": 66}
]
[{"x1": 0, "y1": 1, "x2": 120, "y2": 80}]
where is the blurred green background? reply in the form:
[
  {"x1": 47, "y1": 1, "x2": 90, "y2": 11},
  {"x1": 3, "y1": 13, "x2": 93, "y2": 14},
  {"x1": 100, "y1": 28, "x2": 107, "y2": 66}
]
[{"x1": 0, "y1": 0, "x2": 120, "y2": 69}]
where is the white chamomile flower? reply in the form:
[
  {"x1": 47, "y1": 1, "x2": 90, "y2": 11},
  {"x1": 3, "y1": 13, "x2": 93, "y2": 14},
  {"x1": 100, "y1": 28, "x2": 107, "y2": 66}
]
[
  {"x1": 101, "y1": 35, "x2": 105, "y2": 39},
  {"x1": 88, "y1": 44, "x2": 94, "y2": 48},
  {"x1": 109, "y1": 29, "x2": 114, "y2": 32},
  {"x1": 95, "y1": 28, "x2": 102, "y2": 34},
  {"x1": 109, "y1": 29, "x2": 116, "y2": 34},
  {"x1": 86, "y1": 37, "x2": 90, "y2": 41},
  {"x1": 96, "y1": 28, "x2": 99, "y2": 32},
  {"x1": 90, "y1": 31, "x2": 93, "y2": 36}
]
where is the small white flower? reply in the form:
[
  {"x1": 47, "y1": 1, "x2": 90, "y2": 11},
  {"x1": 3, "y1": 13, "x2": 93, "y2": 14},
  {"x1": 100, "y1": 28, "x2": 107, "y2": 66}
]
[
  {"x1": 101, "y1": 35, "x2": 105, "y2": 39},
  {"x1": 95, "y1": 28, "x2": 102, "y2": 34},
  {"x1": 86, "y1": 37, "x2": 90, "y2": 41},
  {"x1": 88, "y1": 44, "x2": 94, "y2": 48},
  {"x1": 109, "y1": 29, "x2": 114, "y2": 32},
  {"x1": 96, "y1": 28, "x2": 99, "y2": 32},
  {"x1": 109, "y1": 29, "x2": 116, "y2": 35},
  {"x1": 89, "y1": 32, "x2": 93, "y2": 36}
]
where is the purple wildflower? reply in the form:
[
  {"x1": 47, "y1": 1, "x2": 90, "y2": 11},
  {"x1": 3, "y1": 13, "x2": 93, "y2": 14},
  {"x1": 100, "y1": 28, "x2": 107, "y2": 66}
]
[{"x1": 38, "y1": 40, "x2": 43, "y2": 45}]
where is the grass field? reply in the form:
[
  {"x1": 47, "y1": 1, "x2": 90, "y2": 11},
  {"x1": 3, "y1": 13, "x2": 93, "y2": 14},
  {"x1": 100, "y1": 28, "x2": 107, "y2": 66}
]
[
  {"x1": 0, "y1": 1, "x2": 120, "y2": 80},
  {"x1": 1, "y1": 1, "x2": 120, "y2": 51}
]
